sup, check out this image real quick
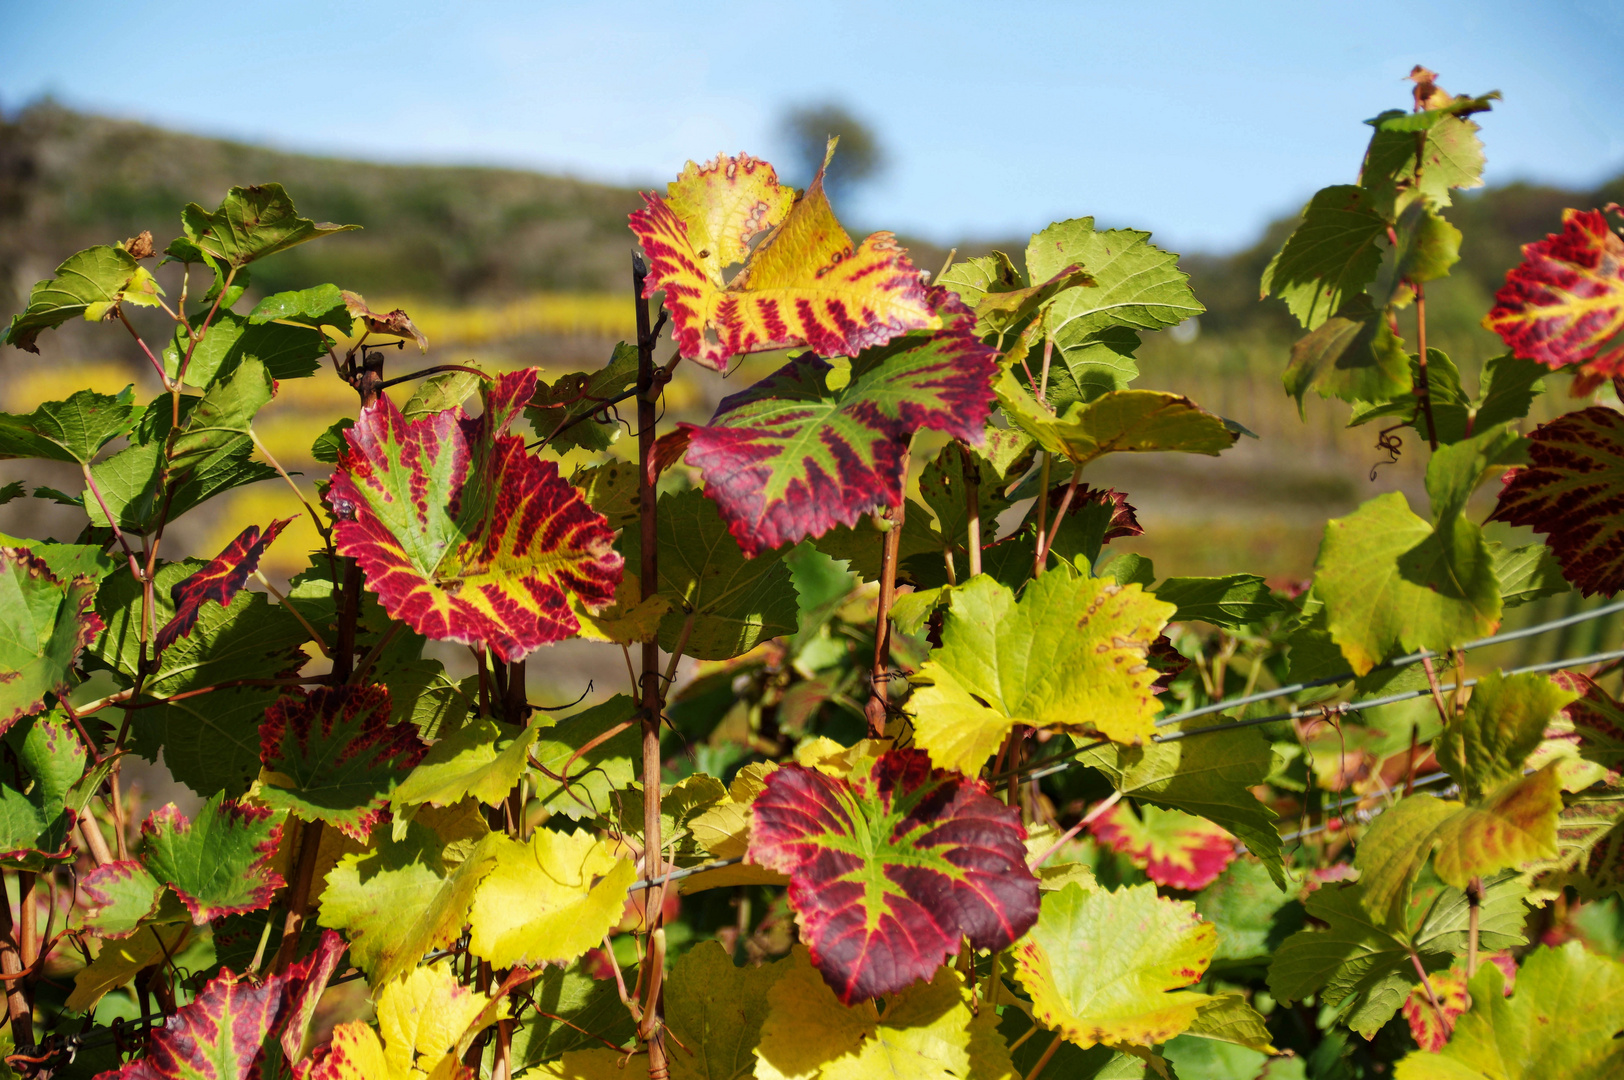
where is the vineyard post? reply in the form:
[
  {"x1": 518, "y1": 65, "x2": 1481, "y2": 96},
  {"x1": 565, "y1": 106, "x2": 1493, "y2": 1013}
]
[{"x1": 631, "y1": 254, "x2": 669, "y2": 1077}]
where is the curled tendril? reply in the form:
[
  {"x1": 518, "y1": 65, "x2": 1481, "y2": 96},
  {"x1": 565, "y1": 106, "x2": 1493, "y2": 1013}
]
[{"x1": 1369, "y1": 423, "x2": 1406, "y2": 481}]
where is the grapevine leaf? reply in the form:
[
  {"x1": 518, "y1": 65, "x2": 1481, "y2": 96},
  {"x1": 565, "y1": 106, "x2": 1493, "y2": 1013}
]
[
  {"x1": 1080, "y1": 717, "x2": 1285, "y2": 888},
  {"x1": 319, "y1": 824, "x2": 501, "y2": 988},
  {"x1": 135, "y1": 687, "x2": 288, "y2": 799},
  {"x1": 0, "y1": 483, "x2": 19, "y2": 504},
  {"x1": 1393, "y1": 942, "x2": 1624, "y2": 1080},
  {"x1": 1360, "y1": 113, "x2": 1488, "y2": 217},
  {"x1": 0, "y1": 386, "x2": 142, "y2": 464},
  {"x1": 2, "y1": 245, "x2": 162, "y2": 352},
  {"x1": 1315, "y1": 492, "x2": 1501, "y2": 675},
  {"x1": 909, "y1": 573, "x2": 1173, "y2": 775},
  {"x1": 1025, "y1": 218, "x2": 1204, "y2": 404},
  {"x1": 1435, "y1": 671, "x2": 1578, "y2": 801},
  {"x1": 258, "y1": 684, "x2": 427, "y2": 841},
  {"x1": 161, "y1": 310, "x2": 330, "y2": 387},
  {"x1": 0, "y1": 548, "x2": 101, "y2": 731},
  {"x1": 997, "y1": 377, "x2": 1237, "y2": 467},
  {"x1": 1152, "y1": 575, "x2": 1283, "y2": 629},
  {"x1": 248, "y1": 283, "x2": 353, "y2": 333},
  {"x1": 392, "y1": 716, "x2": 541, "y2": 814},
  {"x1": 501, "y1": 964, "x2": 636, "y2": 1074},
  {"x1": 524, "y1": 342, "x2": 640, "y2": 453},
  {"x1": 1430, "y1": 767, "x2": 1564, "y2": 888},
  {"x1": 180, "y1": 183, "x2": 359, "y2": 269},
  {"x1": 140, "y1": 794, "x2": 285, "y2": 923},
  {"x1": 1401, "y1": 953, "x2": 1516, "y2": 1052},
  {"x1": 1261, "y1": 186, "x2": 1388, "y2": 331},
  {"x1": 166, "y1": 357, "x2": 274, "y2": 476},
  {"x1": 917, "y1": 428, "x2": 1034, "y2": 556},
  {"x1": 79, "y1": 859, "x2": 165, "y2": 938},
  {"x1": 466, "y1": 829, "x2": 636, "y2": 969},
  {"x1": 1491, "y1": 542, "x2": 1569, "y2": 607},
  {"x1": 401, "y1": 367, "x2": 487, "y2": 422},
  {"x1": 631, "y1": 146, "x2": 937, "y2": 369},
  {"x1": 1350, "y1": 351, "x2": 1547, "y2": 445},
  {"x1": 746, "y1": 747, "x2": 1038, "y2": 1002},
  {"x1": 530, "y1": 695, "x2": 639, "y2": 821},
  {"x1": 1489, "y1": 405, "x2": 1624, "y2": 596},
  {"x1": 341, "y1": 291, "x2": 428, "y2": 352},
  {"x1": 1369, "y1": 202, "x2": 1463, "y2": 306},
  {"x1": 330, "y1": 368, "x2": 622, "y2": 661},
  {"x1": 570, "y1": 572, "x2": 671, "y2": 644},
  {"x1": 1483, "y1": 208, "x2": 1624, "y2": 371},
  {"x1": 681, "y1": 290, "x2": 997, "y2": 556},
  {"x1": 0, "y1": 712, "x2": 89, "y2": 871},
  {"x1": 940, "y1": 253, "x2": 1093, "y2": 339},
  {"x1": 1194, "y1": 860, "x2": 1303, "y2": 966},
  {"x1": 1087, "y1": 803, "x2": 1236, "y2": 890},
  {"x1": 154, "y1": 517, "x2": 293, "y2": 655},
  {"x1": 616, "y1": 488, "x2": 799, "y2": 659},
  {"x1": 1013, "y1": 882, "x2": 1217, "y2": 1051},
  {"x1": 1282, "y1": 293, "x2": 1412, "y2": 406},
  {"x1": 68, "y1": 923, "x2": 190, "y2": 1014}
]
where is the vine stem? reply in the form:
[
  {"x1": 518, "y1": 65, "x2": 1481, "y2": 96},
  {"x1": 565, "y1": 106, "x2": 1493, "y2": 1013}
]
[
  {"x1": 865, "y1": 451, "x2": 911, "y2": 739},
  {"x1": 1408, "y1": 951, "x2": 1449, "y2": 1031},
  {"x1": 1027, "y1": 790, "x2": 1123, "y2": 869},
  {"x1": 1415, "y1": 285, "x2": 1439, "y2": 451},
  {"x1": 0, "y1": 873, "x2": 32, "y2": 1049},
  {"x1": 115, "y1": 308, "x2": 172, "y2": 390},
  {"x1": 632, "y1": 254, "x2": 669, "y2": 1079},
  {"x1": 962, "y1": 443, "x2": 982, "y2": 579},
  {"x1": 1024, "y1": 1032, "x2": 1063, "y2": 1080},
  {"x1": 1031, "y1": 454, "x2": 1051, "y2": 579},
  {"x1": 1037, "y1": 464, "x2": 1085, "y2": 569},
  {"x1": 1467, "y1": 876, "x2": 1483, "y2": 976}
]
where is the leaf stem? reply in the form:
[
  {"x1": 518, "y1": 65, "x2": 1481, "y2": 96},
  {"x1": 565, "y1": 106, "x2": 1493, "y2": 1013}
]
[
  {"x1": 82, "y1": 464, "x2": 143, "y2": 582},
  {"x1": 1024, "y1": 1032, "x2": 1063, "y2": 1080},
  {"x1": 1031, "y1": 454, "x2": 1051, "y2": 579},
  {"x1": 1028, "y1": 790, "x2": 1123, "y2": 869},
  {"x1": 1037, "y1": 464, "x2": 1085, "y2": 570},
  {"x1": 1467, "y1": 876, "x2": 1483, "y2": 977},
  {"x1": 114, "y1": 308, "x2": 171, "y2": 390},
  {"x1": 1037, "y1": 332, "x2": 1054, "y2": 407},
  {"x1": 865, "y1": 451, "x2": 910, "y2": 739},
  {"x1": 1408, "y1": 950, "x2": 1449, "y2": 1032},
  {"x1": 962, "y1": 443, "x2": 982, "y2": 579},
  {"x1": 1415, "y1": 284, "x2": 1439, "y2": 452}
]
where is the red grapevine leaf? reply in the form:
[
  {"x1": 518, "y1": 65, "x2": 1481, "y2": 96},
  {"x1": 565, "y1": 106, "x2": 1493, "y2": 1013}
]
[
  {"x1": 1484, "y1": 209, "x2": 1624, "y2": 370},
  {"x1": 1089, "y1": 802, "x2": 1237, "y2": 890},
  {"x1": 1489, "y1": 406, "x2": 1624, "y2": 596},
  {"x1": 140, "y1": 794, "x2": 285, "y2": 924},
  {"x1": 259, "y1": 684, "x2": 427, "y2": 841},
  {"x1": 155, "y1": 517, "x2": 293, "y2": 656},
  {"x1": 682, "y1": 290, "x2": 998, "y2": 556},
  {"x1": 631, "y1": 148, "x2": 937, "y2": 369},
  {"x1": 96, "y1": 930, "x2": 345, "y2": 1080},
  {"x1": 745, "y1": 747, "x2": 1038, "y2": 1003},
  {"x1": 1400, "y1": 952, "x2": 1516, "y2": 1051},
  {"x1": 330, "y1": 368, "x2": 622, "y2": 660}
]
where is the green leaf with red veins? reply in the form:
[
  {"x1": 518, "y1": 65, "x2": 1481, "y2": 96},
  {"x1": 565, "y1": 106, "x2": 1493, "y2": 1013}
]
[
  {"x1": 1088, "y1": 803, "x2": 1237, "y2": 891},
  {"x1": 1489, "y1": 406, "x2": 1624, "y2": 597},
  {"x1": 1483, "y1": 209, "x2": 1624, "y2": 371},
  {"x1": 630, "y1": 147, "x2": 937, "y2": 370},
  {"x1": 97, "y1": 930, "x2": 345, "y2": 1080},
  {"x1": 258, "y1": 685, "x2": 427, "y2": 842},
  {"x1": 155, "y1": 517, "x2": 293, "y2": 656},
  {"x1": 745, "y1": 747, "x2": 1038, "y2": 1003},
  {"x1": 140, "y1": 793, "x2": 285, "y2": 924},
  {"x1": 681, "y1": 290, "x2": 998, "y2": 557},
  {"x1": 0, "y1": 547, "x2": 101, "y2": 732},
  {"x1": 330, "y1": 368, "x2": 622, "y2": 661}
]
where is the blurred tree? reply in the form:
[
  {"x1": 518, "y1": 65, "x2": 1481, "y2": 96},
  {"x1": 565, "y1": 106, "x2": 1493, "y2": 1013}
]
[{"x1": 779, "y1": 103, "x2": 884, "y2": 201}]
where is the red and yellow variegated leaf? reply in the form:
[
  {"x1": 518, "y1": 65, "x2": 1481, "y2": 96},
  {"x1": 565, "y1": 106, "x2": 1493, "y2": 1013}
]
[
  {"x1": 1401, "y1": 953, "x2": 1516, "y2": 1051},
  {"x1": 98, "y1": 930, "x2": 344, "y2": 1080},
  {"x1": 140, "y1": 794, "x2": 285, "y2": 924},
  {"x1": 682, "y1": 289, "x2": 998, "y2": 556},
  {"x1": 1484, "y1": 209, "x2": 1624, "y2": 370},
  {"x1": 259, "y1": 685, "x2": 427, "y2": 841},
  {"x1": 1554, "y1": 671, "x2": 1624, "y2": 783},
  {"x1": 330, "y1": 368, "x2": 622, "y2": 661},
  {"x1": 1489, "y1": 406, "x2": 1624, "y2": 596},
  {"x1": 1089, "y1": 803, "x2": 1237, "y2": 890},
  {"x1": 155, "y1": 517, "x2": 293, "y2": 655},
  {"x1": 745, "y1": 747, "x2": 1038, "y2": 1003},
  {"x1": 631, "y1": 147, "x2": 937, "y2": 369}
]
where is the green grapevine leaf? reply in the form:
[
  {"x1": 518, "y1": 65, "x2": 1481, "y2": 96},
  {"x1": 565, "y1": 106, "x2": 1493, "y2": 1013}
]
[
  {"x1": 179, "y1": 183, "x2": 359, "y2": 268},
  {"x1": 0, "y1": 547, "x2": 101, "y2": 731},
  {"x1": 1436, "y1": 671, "x2": 1577, "y2": 801},
  {"x1": 0, "y1": 385, "x2": 142, "y2": 464},
  {"x1": 162, "y1": 310, "x2": 329, "y2": 388},
  {"x1": 140, "y1": 794, "x2": 285, "y2": 923},
  {"x1": 1261, "y1": 186, "x2": 1388, "y2": 331},
  {"x1": 1152, "y1": 574, "x2": 1283, "y2": 629},
  {"x1": 2, "y1": 244, "x2": 163, "y2": 352}
]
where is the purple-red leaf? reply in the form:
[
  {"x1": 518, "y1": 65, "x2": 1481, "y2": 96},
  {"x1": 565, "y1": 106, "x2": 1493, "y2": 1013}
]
[
  {"x1": 746, "y1": 747, "x2": 1038, "y2": 1003},
  {"x1": 682, "y1": 289, "x2": 998, "y2": 556},
  {"x1": 1089, "y1": 802, "x2": 1237, "y2": 890},
  {"x1": 1489, "y1": 405, "x2": 1624, "y2": 596},
  {"x1": 140, "y1": 795, "x2": 284, "y2": 924},
  {"x1": 259, "y1": 684, "x2": 427, "y2": 841},
  {"x1": 330, "y1": 368, "x2": 622, "y2": 660},
  {"x1": 155, "y1": 517, "x2": 293, "y2": 655},
  {"x1": 95, "y1": 930, "x2": 345, "y2": 1080},
  {"x1": 1484, "y1": 208, "x2": 1624, "y2": 371}
]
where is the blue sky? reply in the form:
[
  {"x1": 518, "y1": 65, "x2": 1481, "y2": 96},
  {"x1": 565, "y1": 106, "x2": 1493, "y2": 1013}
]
[{"x1": 3, "y1": 0, "x2": 1621, "y2": 253}]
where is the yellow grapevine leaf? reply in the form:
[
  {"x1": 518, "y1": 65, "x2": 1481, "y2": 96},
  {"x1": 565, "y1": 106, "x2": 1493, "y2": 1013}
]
[
  {"x1": 681, "y1": 763, "x2": 788, "y2": 894},
  {"x1": 1013, "y1": 882, "x2": 1218, "y2": 1051},
  {"x1": 631, "y1": 144, "x2": 938, "y2": 370},
  {"x1": 66, "y1": 923, "x2": 189, "y2": 1013},
  {"x1": 1431, "y1": 766, "x2": 1563, "y2": 888},
  {"x1": 467, "y1": 829, "x2": 636, "y2": 968},
  {"x1": 909, "y1": 573, "x2": 1172, "y2": 774},
  {"x1": 570, "y1": 572, "x2": 672, "y2": 645},
  {"x1": 303, "y1": 962, "x2": 504, "y2": 1080}
]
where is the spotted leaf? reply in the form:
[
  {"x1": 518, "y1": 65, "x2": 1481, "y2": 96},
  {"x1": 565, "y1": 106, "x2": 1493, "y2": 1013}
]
[
  {"x1": 139, "y1": 794, "x2": 285, "y2": 924},
  {"x1": 330, "y1": 368, "x2": 622, "y2": 661},
  {"x1": 155, "y1": 517, "x2": 293, "y2": 655},
  {"x1": 1089, "y1": 803, "x2": 1237, "y2": 891},
  {"x1": 1401, "y1": 953, "x2": 1516, "y2": 1052},
  {"x1": 745, "y1": 747, "x2": 1038, "y2": 1003},
  {"x1": 631, "y1": 146, "x2": 936, "y2": 370},
  {"x1": 259, "y1": 684, "x2": 427, "y2": 841},
  {"x1": 1489, "y1": 406, "x2": 1624, "y2": 596},
  {"x1": 682, "y1": 289, "x2": 996, "y2": 555},
  {"x1": 1483, "y1": 209, "x2": 1624, "y2": 372}
]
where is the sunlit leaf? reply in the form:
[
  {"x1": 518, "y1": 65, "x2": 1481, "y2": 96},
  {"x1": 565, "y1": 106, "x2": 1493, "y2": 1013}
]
[
  {"x1": 0, "y1": 385, "x2": 142, "y2": 464},
  {"x1": 631, "y1": 147, "x2": 937, "y2": 369},
  {"x1": 154, "y1": 517, "x2": 293, "y2": 655},
  {"x1": 908, "y1": 573, "x2": 1173, "y2": 775},
  {"x1": 1483, "y1": 208, "x2": 1624, "y2": 372},
  {"x1": 140, "y1": 794, "x2": 285, "y2": 924},
  {"x1": 259, "y1": 684, "x2": 427, "y2": 841},
  {"x1": 2, "y1": 244, "x2": 162, "y2": 352},
  {"x1": 997, "y1": 378, "x2": 1237, "y2": 467},
  {"x1": 1489, "y1": 405, "x2": 1624, "y2": 596},
  {"x1": 524, "y1": 342, "x2": 639, "y2": 453},
  {"x1": 392, "y1": 715, "x2": 541, "y2": 814},
  {"x1": 1360, "y1": 109, "x2": 1489, "y2": 216},
  {"x1": 1152, "y1": 574, "x2": 1283, "y2": 629},
  {"x1": 466, "y1": 829, "x2": 636, "y2": 969},
  {"x1": 330, "y1": 368, "x2": 622, "y2": 661},
  {"x1": 1435, "y1": 671, "x2": 1577, "y2": 801},
  {"x1": 1088, "y1": 803, "x2": 1236, "y2": 890},
  {"x1": 161, "y1": 310, "x2": 330, "y2": 387},
  {"x1": 0, "y1": 712, "x2": 89, "y2": 871},
  {"x1": 681, "y1": 290, "x2": 997, "y2": 556},
  {"x1": 68, "y1": 923, "x2": 190, "y2": 1015},
  {"x1": 746, "y1": 748, "x2": 1037, "y2": 1002},
  {"x1": 1261, "y1": 186, "x2": 1387, "y2": 331},
  {"x1": 1401, "y1": 953, "x2": 1515, "y2": 1052},
  {"x1": 180, "y1": 183, "x2": 359, "y2": 269},
  {"x1": 0, "y1": 547, "x2": 101, "y2": 731}
]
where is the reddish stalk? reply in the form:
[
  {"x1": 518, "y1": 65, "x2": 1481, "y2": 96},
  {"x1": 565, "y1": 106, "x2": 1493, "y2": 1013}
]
[
  {"x1": 865, "y1": 458, "x2": 910, "y2": 739},
  {"x1": 0, "y1": 873, "x2": 32, "y2": 1049}
]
